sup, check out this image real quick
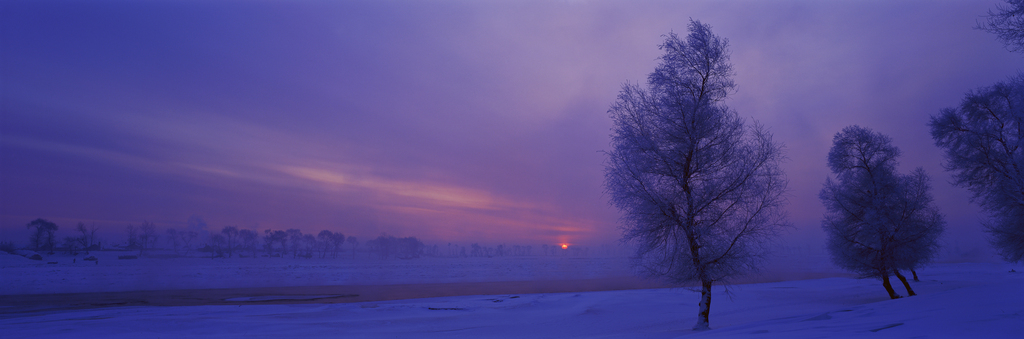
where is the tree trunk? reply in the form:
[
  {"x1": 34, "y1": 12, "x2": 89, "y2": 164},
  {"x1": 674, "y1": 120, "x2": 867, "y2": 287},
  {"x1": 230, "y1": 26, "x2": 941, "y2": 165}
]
[
  {"x1": 893, "y1": 270, "x2": 916, "y2": 296},
  {"x1": 693, "y1": 279, "x2": 713, "y2": 331},
  {"x1": 911, "y1": 269, "x2": 919, "y2": 282},
  {"x1": 881, "y1": 274, "x2": 901, "y2": 299}
]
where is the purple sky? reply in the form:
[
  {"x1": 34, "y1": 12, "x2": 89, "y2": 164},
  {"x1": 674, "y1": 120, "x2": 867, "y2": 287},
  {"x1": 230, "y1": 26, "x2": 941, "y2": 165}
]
[{"x1": 2, "y1": 1, "x2": 1020, "y2": 249}]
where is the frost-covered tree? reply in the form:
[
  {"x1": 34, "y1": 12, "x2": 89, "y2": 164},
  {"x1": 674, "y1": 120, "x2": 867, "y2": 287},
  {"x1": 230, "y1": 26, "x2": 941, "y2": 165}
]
[
  {"x1": 931, "y1": 75, "x2": 1024, "y2": 263},
  {"x1": 821, "y1": 126, "x2": 944, "y2": 299},
  {"x1": 604, "y1": 20, "x2": 788, "y2": 331},
  {"x1": 978, "y1": 0, "x2": 1024, "y2": 52}
]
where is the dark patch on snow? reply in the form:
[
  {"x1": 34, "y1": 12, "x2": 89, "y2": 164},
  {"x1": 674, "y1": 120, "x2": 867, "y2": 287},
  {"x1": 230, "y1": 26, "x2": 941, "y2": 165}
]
[
  {"x1": 869, "y1": 323, "x2": 904, "y2": 332},
  {"x1": 428, "y1": 307, "x2": 466, "y2": 311},
  {"x1": 89, "y1": 300, "x2": 149, "y2": 307},
  {"x1": 224, "y1": 294, "x2": 358, "y2": 302},
  {"x1": 803, "y1": 313, "x2": 832, "y2": 321}
]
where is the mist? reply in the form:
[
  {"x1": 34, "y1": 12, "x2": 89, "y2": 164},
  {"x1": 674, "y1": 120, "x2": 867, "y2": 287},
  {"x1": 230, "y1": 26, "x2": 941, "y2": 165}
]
[{"x1": 2, "y1": 1, "x2": 1022, "y2": 337}]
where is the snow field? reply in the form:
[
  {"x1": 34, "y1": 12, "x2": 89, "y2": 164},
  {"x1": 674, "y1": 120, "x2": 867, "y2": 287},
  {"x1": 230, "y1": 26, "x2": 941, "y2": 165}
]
[{"x1": 2, "y1": 254, "x2": 1020, "y2": 338}]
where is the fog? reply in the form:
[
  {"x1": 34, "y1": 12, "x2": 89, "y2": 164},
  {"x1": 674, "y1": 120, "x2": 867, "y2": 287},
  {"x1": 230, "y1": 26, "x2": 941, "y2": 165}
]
[{"x1": 0, "y1": 1, "x2": 1018, "y2": 326}]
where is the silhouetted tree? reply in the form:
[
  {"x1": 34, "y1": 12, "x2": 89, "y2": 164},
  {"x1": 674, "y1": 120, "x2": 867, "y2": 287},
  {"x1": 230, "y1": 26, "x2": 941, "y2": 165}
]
[
  {"x1": 978, "y1": 0, "x2": 1024, "y2": 52},
  {"x1": 26, "y1": 218, "x2": 58, "y2": 253},
  {"x1": 125, "y1": 224, "x2": 139, "y2": 250},
  {"x1": 821, "y1": 126, "x2": 944, "y2": 299},
  {"x1": 347, "y1": 236, "x2": 358, "y2": 259},
  {"x1": 74, "y1": 222, "x2": 98, "y2": 254},
  {"x1": 181, "y1": 229, "x2": 198, "y2": 257},
  {"x1": 331, "y1": 232, "x2": 346, "y2": 259},
  {"x1": 263, "y1": 229, "x2": 288, "y2": 257},
  {"x1": 62, "y1": 236, "x2": 78, "y2": 254},
  {"x1": 138, "y1": 221, "x2": 159, "y2": 256},
  {"x1": 286, "y1": 229, "x2": 303, "y2": 258},
  {"x1": 239, "y1": 229, "x2": 259, "y2": 258},
  {"x1": 603, "y1": 20, "x2": 788, "y2": 330},
  {"x1": 931, "y1": 74, "x2": 1024, "y2": 263},
  {"x1": 166, "y1": 228, "x2": 182, "y2": 255},
  {"x1": 300, "y1": 234, "x2": 315, "y2": 258},
  {"x1": 316, "y1": 230, "x2": 332, "y2": 258},
  {"x1": 221, "y1": 226, "x2": 239, "y2": 258},
  {"x1": 210, "y1": 234, "x2": 226, "y2": 258}
]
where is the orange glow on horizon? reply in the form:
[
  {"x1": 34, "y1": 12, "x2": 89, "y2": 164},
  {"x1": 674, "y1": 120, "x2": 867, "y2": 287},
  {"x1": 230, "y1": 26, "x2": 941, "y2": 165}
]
[{"x1": 561, "y1": 244, "x2": 568, "y2": 249}]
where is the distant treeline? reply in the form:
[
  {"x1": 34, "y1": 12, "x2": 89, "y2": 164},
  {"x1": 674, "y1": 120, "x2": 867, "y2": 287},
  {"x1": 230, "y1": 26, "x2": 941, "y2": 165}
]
[{"x1": 8, "y1": 217, "x2": 613, "y2": 259}]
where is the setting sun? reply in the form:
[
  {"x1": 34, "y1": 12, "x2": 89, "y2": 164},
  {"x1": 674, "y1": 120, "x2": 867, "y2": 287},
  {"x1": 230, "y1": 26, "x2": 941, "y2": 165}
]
[{"x1": 561, "y1": 244, "x2": 568, "y2": 250}]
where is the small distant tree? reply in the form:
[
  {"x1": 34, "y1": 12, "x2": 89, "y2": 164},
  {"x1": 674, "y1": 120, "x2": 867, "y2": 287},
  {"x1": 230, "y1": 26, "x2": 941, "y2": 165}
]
[
  {"x1": 75, "y1": 222, "x2": 88, "y2": 254},
  {"x1": 62, "y1": 236, "x2": 78, "y2": 254},
  {"x1": 181, "y1": 230, "x2": 198, "y2": 257},
  {"x1": 125, "y1": 224, "x2": 139, "y2": 250},
  {"x1": 931, "y1": 75, "x2": 1024, "y2": 263},
  {"x1": 396, "y1": 237, "x2": 424, "y2": 259},
  {"x1": 210, "y1": 234, "x2": 226, "y2": 258},
  {"x1": 604, "y1": 21, "x2": 788, "y2": 330},
  {"x1": 166, "y1": 229, "x2": 182, "y2": 255},
  {"x1": 263, "y1": 229, "x2": 288, "y2": 257},
  {"x1": 978, "y1": 0, "x2": 1024, "y2": 53},
  {"x1": 286, "y1": 229, "x2": 303, "y2": 258},
  {"x1": 138, "y1": 221, "x2": 159, "y2": 256},
  {"x1": 821, "y1": 126, "x2": 944, "y2": 299},
  {"x1": 26, "y1": 218, "x2": 58, "y2": 253},
  {"x1": 347, "y1": 236, "x2": 358, "y2": 259},
  {"x1": 316, "y1": 230, "x2": 333, "y2": 258},
  {"x1": 221, "y1": 226, "x2": 239, "y2": 258},
  {"x1": 331, "y1": 232, "x2": 346, "y2": 259},
  {"x1": 301, "y1": 234, "x2": 316, "y2": 258},
  {"x1": 238, "y1": 229, "x2": 259, "y2": 258}
]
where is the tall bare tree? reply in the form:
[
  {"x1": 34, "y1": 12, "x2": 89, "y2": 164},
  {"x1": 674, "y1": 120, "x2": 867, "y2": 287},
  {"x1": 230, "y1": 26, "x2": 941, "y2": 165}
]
[{"x1": 604, "y1": 20, "x2": 788, "y2": 331}]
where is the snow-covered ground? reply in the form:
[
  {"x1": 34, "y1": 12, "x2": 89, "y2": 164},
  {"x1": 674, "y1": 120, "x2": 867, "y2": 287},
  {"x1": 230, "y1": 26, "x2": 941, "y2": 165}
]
[{"x1": 2, "y1": 251, "x2": 1020, "y2": 338}]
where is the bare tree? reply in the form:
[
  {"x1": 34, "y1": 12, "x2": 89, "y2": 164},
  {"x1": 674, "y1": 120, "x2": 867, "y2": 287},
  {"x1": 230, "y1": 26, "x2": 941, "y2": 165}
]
[
  {"x1": 347, "y1": 236, "x2": 358, "y2": 259},
  {"x1": 286, "y1": 229, "x2": 303, "y2": 258},
  {"x1": 181, "y1": 230, "x2": 198, "y2": 257},
  {"x1": 138, "y1": 221, "x2": 159, "y2": 256},
  {"x1": 317, "y1": 230, "x2": 333, "y2": 258},
  {"x1": 75, "y1": 222, "x2": 88, "y2": 254},
  {"x1": 978, "y1": 0, "x2": 1024, "y2": 52},
  {"x1": 166, "y1": 228, "x2": 182, "y2": 255},
  {"x1": 263, "y1": 229, "x2": 288, "y2": 257},
  {"x1": 26, "y1": 218, "x2": 59, "y2": 253},
  {"x1": 125, "y1": 224, "x2": 139, "y2": 251},
  {"x1": 821, "y1": 126, "x2": 944, "y2": 299},
  {"x1": 301, "y1": 234, "x2": 316, "y2": 258},
  {"x1": 238, "y1": 229, "x2": 259, "y2": 258},
  {"x1": 210, "y1": 234, "x2": 226, "y2": 258},
  {"x1": 604, "y1": 20, "x2": 788, "y2": 330},
  {"x1": 221, "y1": 226, "x2": 239, "y2": 258},
  {"x1": 931, "y1": 75, "x2": 1024, "y2": 263},
  {"x1": 331, "y1": 232, "x2": 346, "y2": 259}
]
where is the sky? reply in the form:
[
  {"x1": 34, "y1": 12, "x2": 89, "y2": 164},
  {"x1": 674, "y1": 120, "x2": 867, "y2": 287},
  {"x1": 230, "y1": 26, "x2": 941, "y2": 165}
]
[{"x1": 1, "y1": 0, "x2": 1021, "y2": 250}]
